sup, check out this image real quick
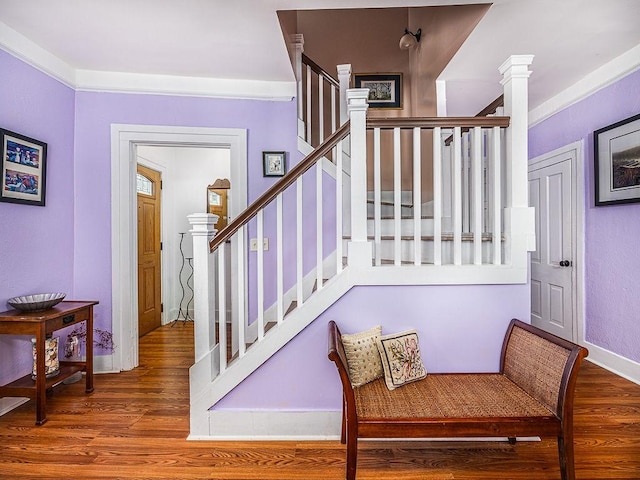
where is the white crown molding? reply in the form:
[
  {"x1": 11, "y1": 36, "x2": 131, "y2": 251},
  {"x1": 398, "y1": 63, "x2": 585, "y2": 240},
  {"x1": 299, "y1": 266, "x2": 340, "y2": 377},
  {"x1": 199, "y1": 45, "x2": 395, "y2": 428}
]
[
  {"x1": 529, "y1": 43, "x2": 640, "y2": 127},
  {"x1": 0, "y1": 20, "x2": 76, "y2": 88},
  {"x1": 0, "y1": 20, "x2": 295, "y2": 101},
  {"x1": 75, "y1": 69, "x2": 296, "y2": 101}
]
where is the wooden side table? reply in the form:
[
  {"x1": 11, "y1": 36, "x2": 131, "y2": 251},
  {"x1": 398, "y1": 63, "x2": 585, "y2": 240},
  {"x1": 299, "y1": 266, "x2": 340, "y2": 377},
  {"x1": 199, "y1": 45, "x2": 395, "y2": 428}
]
[{"x1": 0, "y1": 300, "x2": 99, "y2": 425}]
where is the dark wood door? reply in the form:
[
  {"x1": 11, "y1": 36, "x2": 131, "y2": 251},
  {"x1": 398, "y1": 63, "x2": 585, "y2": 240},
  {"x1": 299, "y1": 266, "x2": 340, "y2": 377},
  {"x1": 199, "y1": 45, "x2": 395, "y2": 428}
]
[{"x1": 137, "y1": 165, "x2": 162, "y2": 337}]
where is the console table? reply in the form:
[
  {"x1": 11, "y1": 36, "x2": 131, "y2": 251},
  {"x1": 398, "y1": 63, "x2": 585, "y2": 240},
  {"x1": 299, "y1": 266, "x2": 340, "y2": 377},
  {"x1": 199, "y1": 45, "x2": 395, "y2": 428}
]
[{"x1": 0, "y1": 300, "x2": 98, "y2": 425}]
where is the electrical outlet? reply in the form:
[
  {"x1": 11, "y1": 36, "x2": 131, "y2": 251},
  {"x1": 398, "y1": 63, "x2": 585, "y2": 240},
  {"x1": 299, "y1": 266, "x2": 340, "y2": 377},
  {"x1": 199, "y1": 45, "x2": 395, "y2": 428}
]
[{"x1": 250, "y1": 238, "x2": 269, "y2": 251}]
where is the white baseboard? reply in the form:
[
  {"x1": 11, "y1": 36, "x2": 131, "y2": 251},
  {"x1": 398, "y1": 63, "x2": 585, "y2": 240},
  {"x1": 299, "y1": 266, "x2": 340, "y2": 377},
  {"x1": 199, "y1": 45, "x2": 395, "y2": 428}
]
[
  {"x1": 191, "y1": 410, "x2": 342, "y2": 440},
  {"x1": 584, "y1": 342, "x2": 640, "y2": 386},
  {"x1": 0, "y1": 396, "x2": 29, "y2": 417}
]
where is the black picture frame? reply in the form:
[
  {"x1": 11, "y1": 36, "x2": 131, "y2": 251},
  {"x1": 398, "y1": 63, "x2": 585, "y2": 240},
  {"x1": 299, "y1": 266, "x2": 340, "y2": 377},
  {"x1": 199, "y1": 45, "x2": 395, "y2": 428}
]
[
  {"x1": 263, "y1": 151, "x2": 286, "y2": 177},
  {"x1": 354, "y1": 73, "x2": 402, "y2": 109},
  {"x1": 1, "y1": 128, "x2": 48, "y2": 206},
  {"x1": 594, "y1": 113, "x2": 640, "y2": 206}
]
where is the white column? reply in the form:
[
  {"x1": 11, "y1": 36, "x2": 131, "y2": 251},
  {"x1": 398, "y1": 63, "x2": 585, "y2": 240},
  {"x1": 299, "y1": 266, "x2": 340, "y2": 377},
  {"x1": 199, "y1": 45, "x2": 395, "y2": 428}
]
[
  {"x1": 337, "y1": 64, "x2": 352, "y2": 125},
  {"x1": 347, "y1": 88, "x2": 372, "y2": 266},
  {"x1": 291, "y1": 34, "x2": 305, "y2": 139},
  {"x1": 499, "y1": 55, "x2": 536, "y2": 269},
  {"x1": 188, "y1": 213, "x2": 218, "y2": 362}
]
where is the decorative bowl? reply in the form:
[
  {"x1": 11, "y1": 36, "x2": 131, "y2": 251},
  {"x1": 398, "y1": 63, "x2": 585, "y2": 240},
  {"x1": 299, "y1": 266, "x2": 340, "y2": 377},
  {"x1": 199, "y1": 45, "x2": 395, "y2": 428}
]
[{"x1": 7, "y1": 293, "x2": 66, "y2": 312}]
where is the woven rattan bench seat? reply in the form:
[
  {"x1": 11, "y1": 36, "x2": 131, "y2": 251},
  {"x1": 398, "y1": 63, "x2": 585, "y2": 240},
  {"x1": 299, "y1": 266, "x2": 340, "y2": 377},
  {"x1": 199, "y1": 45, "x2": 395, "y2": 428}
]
[{"x1": 354, "y1": 373, "x2": 554, "y2": 420}]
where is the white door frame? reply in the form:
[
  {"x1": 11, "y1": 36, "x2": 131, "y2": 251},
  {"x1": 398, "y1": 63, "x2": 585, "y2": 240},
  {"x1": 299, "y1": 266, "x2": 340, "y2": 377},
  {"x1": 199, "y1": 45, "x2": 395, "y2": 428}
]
[
  {"x1": 528, "y1": 140, "x2": 585, "y2": 344},
  {"x1": 111, "y1": 124, "x2": 247, "y2": 372}
]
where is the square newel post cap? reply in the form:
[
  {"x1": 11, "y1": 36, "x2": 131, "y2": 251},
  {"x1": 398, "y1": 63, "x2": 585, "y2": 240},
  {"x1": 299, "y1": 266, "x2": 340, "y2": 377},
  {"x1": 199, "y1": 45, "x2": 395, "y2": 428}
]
[
  {"x1": 347, "y1": 88, "x2": 370, "y2": 112},
  {"x1": 499, "y1": 55, "x2": 534, "y2": 82},
  {"x1": 188, "y1": 213, "x2": 219, "y2": 236}
]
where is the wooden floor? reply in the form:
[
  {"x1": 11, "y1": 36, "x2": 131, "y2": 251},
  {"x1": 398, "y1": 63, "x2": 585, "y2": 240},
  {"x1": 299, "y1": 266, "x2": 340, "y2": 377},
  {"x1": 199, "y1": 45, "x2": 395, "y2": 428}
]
[{"x1": 1, "y1": 322, "x2": 639, "y2": 479}]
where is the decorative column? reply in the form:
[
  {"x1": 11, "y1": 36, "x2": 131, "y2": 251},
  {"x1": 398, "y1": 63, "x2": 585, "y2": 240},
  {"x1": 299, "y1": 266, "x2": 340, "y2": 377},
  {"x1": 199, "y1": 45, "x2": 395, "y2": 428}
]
[
  {"x1": 347, "y1": 88, "x2": 373, "y2": 267},
  {"x1": 188, "y1": 213, "x2": 218, "y2": 362},
  {"x1": 499, "y1": 55, "x2": 536, "y2": 267},
  {"x1": 291, "y1": 34, "x2": 305, "y2": 139}
]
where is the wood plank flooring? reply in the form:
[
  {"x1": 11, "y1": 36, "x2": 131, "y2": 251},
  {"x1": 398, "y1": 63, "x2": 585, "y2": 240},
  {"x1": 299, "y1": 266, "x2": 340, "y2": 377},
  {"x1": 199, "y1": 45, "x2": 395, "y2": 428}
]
[{"x1": 1, "y1": 322, "x2": 639, "y2": 479}]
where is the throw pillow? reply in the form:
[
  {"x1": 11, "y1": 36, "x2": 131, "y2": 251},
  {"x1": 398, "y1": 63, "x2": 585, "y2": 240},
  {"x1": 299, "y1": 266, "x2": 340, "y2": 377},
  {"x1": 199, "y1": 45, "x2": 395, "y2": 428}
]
[
  {"x1": 376, "y1": 330, "x2": 427, "y2": 390},
  {"x1": 341, "y1": 325, "x2": 384, "y2": 387}
]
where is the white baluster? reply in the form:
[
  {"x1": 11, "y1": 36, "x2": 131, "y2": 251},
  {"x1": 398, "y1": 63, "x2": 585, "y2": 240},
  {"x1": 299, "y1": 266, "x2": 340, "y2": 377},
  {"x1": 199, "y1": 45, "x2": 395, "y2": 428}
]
[
  {"x1": 306, "y1": 64, "x2": 312, "y2": 143},
  {"x1": 316, "y1": 163, "x2": 323, "y2": 291},
  {"x1": 276, "y1": 193, "x2": 284, "y2": 323},
  {"x1": 413, "y1": 127, "x2": 421, "y2": 265},
  {"x1": 217, "y1": 243, "x2": 227, "y2": 372},
  {"x1": 393, "y1": 127, "x2": 402, "y2": 266},
  {"x1": 453, "y1": 127, "x2": 462, "y2": 265},
  {"x1": 331, "y1": 84, "x2": 337, "y2": 134},
  {"x1": 433, "y1": 127, "x2": 442, "y2": 265},
  {"x1": 296, "y1": 176, "x2": 304, "y2": 306},
  {"x1": 256, "y1": 209, "x2": 264, "y2": 340},
  {"x1": 472, "y1": 126, "x2": 483, "y2": 265},
  {"x1": 492, "y1": 126, "x2": 502, "y2": 265},
  {"x1": 462, "y1": 132, "x2": 470, "y2": 233},
  {"x1": 236, "y1": 225, "x2": 246, "y2": 357},
  {"x1": 373, "y1": 127, "x2": 381, "y2": 266},
  {"x1": 336, "y1": 140, "x2": 344, "y2": 274},
  {"x1": 318, "y1": 74, "x2": 325, "y2": 144}
]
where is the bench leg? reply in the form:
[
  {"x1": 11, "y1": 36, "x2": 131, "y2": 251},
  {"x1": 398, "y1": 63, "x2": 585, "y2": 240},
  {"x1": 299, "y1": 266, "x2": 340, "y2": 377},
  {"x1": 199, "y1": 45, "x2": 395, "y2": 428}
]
[
  {"x1": 346, "y1": 433, "x2": 357, "y2": 480},
  {"x1": 341, "y1": 398, "x2": 347, "y2": 444},
  {"x1": 557, "y1": 434, "x2": 575, "y2": 480}
]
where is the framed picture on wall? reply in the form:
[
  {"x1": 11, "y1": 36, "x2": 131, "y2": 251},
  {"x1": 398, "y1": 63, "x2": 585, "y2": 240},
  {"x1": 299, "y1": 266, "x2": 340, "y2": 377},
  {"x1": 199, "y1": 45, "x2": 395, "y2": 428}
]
[
  {"x1": 263, "y1": 151, "x2": 286, "y2": 177},
  {"x1": 594, "y1": 113, "x2": 640, "y2": 206},
  {"x1": 354, "y1": 73, "x2": 402, "y2": 109},
  {"x1": 1, "y1": 128, "x2": 48, "y2": 206}
]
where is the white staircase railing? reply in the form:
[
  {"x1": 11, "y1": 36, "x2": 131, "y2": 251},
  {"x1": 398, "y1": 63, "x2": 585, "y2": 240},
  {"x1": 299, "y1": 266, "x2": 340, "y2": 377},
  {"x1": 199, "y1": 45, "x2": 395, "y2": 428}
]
[{"x1": 187, "y1": 55, "x2": 535, "y2": 437}]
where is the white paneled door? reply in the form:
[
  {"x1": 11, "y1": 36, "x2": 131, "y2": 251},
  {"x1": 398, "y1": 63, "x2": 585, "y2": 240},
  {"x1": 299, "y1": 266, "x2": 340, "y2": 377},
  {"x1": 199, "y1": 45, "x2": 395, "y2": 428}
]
[{"x1": 529, "y1": 149, "x2": 575, "y2": 341}]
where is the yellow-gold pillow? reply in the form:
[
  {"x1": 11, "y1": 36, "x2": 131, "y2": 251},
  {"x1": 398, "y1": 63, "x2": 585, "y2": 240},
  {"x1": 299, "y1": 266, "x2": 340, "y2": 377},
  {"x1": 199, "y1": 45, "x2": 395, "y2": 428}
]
[{"x1": 341, "y1": 325, "x2": 383, "y2": 387}]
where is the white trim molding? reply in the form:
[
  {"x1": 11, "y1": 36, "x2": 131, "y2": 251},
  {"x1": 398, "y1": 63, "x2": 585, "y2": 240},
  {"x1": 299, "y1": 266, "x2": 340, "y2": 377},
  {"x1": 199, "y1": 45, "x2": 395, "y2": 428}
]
[
  {"x1": 110, "y1": 124, "x2": 247, "y2": 372},
  {"x1": 586, "y1": 345, "x2": 640, "y2": 387},
  {"x1": 0, "y1": 20, "x2": 295, "y2": 101},
  {"x1": 529, "y1": 44, "x2": 640, "y2": 126}
]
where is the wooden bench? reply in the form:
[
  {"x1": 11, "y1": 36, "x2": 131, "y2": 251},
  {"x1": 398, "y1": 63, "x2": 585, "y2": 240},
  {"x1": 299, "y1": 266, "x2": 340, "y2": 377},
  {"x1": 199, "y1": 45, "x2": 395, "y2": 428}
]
[{"x1": 328, "y1": 319, "x2": 588, "y2": 480}]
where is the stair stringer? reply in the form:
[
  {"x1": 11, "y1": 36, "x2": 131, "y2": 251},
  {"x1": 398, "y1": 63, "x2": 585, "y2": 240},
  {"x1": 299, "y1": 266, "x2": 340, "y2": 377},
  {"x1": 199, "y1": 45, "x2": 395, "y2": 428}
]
[{"x1": 189, "y1": 266, "x2": 355, "y2": 438}]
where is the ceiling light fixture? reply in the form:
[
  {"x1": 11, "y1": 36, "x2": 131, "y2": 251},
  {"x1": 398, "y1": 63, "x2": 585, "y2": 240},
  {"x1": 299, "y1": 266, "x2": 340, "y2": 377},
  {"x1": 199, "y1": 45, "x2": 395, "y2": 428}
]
[{"x1": 399, "y1": 28, "x2": 422, "y2": 50}]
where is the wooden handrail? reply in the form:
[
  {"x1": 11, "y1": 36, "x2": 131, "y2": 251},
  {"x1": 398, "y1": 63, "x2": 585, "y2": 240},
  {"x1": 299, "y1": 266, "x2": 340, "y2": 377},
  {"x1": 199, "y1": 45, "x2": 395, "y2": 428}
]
[
  {"x1": 302, "y1": 53, "x2": 340, "y2": 88},
  {"x1": 368, "y1": 116, "x2": 510, "y2": 129},
  {"x1": 209, "y1": 121, "x2": 351, "y2": 252}
]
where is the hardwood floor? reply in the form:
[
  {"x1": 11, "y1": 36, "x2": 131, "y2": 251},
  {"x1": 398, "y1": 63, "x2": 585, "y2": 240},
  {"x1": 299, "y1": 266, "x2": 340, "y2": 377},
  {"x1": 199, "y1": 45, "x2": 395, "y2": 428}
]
[{"x1": 1, "y1": 322, "x2": 639, "y2": 479}]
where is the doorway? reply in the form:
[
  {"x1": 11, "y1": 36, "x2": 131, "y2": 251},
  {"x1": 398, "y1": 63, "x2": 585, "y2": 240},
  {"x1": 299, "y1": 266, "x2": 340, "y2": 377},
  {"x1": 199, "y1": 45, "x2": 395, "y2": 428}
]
[
  {"x1": 528, "y1": 141, "x2": 584, "y2": 343},
  {"x1": 111, "y1": 124, "x2": 247, "y2": 372},
  {"x1": 137, "y1": 164, "x2": 162, "y2": 336}
]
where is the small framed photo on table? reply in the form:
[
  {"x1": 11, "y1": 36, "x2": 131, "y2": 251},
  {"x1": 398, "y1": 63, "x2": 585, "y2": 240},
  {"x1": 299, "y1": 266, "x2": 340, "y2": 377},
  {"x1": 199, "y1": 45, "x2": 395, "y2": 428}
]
[
  {"x1": 1, "y1": 128, "x2": 48, "y2": 206},
  {"x1": 594, "y1": 113, "x2": 640, "y2": 206},
  {"x1": 263, "y1": 151, "x2": 286, "y2": 177}
]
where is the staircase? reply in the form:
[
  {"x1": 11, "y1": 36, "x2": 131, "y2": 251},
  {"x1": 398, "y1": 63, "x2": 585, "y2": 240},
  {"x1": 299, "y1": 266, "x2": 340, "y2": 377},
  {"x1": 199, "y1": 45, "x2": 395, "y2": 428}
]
[{"x1": 187, "y1": 54, "x2": 535, "y2": 437}]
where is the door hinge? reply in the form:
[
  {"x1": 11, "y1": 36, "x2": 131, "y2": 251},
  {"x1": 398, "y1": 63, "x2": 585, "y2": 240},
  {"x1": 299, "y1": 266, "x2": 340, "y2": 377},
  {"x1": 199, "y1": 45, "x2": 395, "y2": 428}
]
[
  {"x1": 161, "y1": 303, "x2": 164, "y2": 313},
  {"x1": 160, "y1": 241, "x2": 163, "y2": 250},
  {"x1": 160, "y1": 180, "x2": 163, "y2": 190}
]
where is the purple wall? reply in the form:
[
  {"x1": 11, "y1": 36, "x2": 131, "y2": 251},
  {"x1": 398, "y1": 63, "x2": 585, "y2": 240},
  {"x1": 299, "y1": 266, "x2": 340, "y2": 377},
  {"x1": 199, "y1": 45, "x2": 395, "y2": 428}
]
[
  {"x1": 0, "y1": 50, "x2": 76, "y2": 383},
  {"x1": 216, "y1": 284, "x2": 530, "y2": 410},
  {"x1": 529, "y1": 68, "x2": 640, "y2": 363},
  {"x1": 72, "y1": 91, "x2": 301, "y2": 335}
]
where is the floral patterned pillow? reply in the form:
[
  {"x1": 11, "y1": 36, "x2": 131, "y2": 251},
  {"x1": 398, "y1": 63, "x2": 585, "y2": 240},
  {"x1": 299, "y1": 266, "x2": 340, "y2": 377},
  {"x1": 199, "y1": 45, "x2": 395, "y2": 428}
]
[
  {"x1": 341, "y1": 325, "x2": 384, "y2": 387},
  {"x1": 376, "y1": 330, "x2": 427, "y2": 390}
]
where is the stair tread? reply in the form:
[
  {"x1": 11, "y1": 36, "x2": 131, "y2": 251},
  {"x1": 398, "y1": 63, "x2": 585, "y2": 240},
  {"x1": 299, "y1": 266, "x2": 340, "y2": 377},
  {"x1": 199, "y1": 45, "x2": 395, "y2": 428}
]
[
  {"x1": 344, "y1": 233, "x2": 498, "y2": 241},
  {"x1": 369, "y1": 215, "x2": 434, "y2": 220}
]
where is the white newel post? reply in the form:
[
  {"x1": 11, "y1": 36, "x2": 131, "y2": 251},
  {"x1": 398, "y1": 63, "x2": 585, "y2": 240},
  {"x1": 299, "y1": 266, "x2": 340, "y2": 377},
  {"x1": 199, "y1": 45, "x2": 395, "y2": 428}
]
[
  {"x1": 337, "y1": 64, "x2": 352, "y2": 126},
  {"x1": 188, "y1": 213, "x2": 218, "y2": 361},
  {"x1": 499, "y1": 55, "x2": 536, "y2": 269},
  {"x1": 347, "y1": 88, "x2": 372, "y2": 266},
  {"x1": 291, "y1": 34, "x2": 305, "y2": 139}
]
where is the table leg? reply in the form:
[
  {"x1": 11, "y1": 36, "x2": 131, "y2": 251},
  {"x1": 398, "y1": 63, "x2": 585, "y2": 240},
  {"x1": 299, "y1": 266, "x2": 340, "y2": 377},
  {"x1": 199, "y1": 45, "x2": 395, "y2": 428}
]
[
  {"x1": 34, "y1": 323, "x2": 47, "y2": 425},
  {"x1": 85, "y1": 306, "x2": 94, "y2": 393}
]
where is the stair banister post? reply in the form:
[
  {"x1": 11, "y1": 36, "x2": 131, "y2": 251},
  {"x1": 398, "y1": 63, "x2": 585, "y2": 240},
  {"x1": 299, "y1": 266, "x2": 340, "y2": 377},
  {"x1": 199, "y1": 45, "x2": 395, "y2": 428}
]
[
  {"x1": 499, "y1": 55, "x2": 536, "y2": 270},
  {"x1": 347, "y1": 88, "x2": 373, "y2": 267},
  {"x1": 291, "y1": 34, "x2": 305, "y2": 139},
  {"x1": 188, "y1": 213, "x2": 219, "y2": 361},
  {"x1": 337, "y1": 64, "x2": 352, "y2": 126}
]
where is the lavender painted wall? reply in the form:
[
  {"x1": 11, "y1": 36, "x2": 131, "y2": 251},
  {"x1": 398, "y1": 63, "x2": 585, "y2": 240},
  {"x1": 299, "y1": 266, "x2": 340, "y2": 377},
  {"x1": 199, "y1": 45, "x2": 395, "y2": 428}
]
[
  {"x1": 0, "y1": 50, "x2": 76, "y2": 384},
  {"x1": 529, "y1": 68, "x2": 640, "y2": 363},
  {"x1": 72, "y1": 91, "x2": 301, "y2": 336},
  {"x1": 216, "y1": 284, "x2": 530, "y2": 410}
]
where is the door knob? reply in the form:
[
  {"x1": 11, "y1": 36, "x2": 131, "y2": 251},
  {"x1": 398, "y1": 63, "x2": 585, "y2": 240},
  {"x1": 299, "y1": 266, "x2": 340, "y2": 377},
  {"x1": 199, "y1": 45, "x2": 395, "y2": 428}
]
[{"x1": 559, "y1": 260, "x2": 571, "y2": 267}]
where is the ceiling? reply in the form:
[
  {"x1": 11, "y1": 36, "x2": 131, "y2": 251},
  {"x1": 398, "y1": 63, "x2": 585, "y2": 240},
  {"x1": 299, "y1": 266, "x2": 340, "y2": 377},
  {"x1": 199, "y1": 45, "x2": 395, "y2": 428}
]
[{"x1": 1, "y1": 0, "x2": 639, "y2": 117}]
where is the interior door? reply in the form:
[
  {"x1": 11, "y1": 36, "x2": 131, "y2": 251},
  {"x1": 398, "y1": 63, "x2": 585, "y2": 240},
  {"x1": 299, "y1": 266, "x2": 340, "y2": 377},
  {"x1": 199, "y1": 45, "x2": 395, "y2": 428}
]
[
  {"x1": 137, "y1": 164, "x2": 162, "y2": 337},
  {"x1": 529, "y1": 152, "x2": 574, "y2": 341}
]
